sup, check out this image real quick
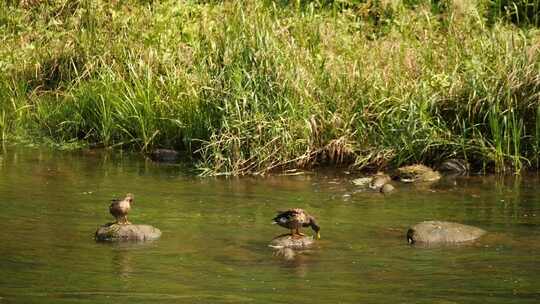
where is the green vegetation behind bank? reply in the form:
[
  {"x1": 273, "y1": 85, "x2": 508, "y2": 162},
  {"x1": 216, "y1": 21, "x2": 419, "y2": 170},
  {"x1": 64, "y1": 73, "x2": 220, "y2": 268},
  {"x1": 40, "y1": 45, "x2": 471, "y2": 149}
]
[{"x1": 1, "y1": 0, "x2": 539, "y2": 175}]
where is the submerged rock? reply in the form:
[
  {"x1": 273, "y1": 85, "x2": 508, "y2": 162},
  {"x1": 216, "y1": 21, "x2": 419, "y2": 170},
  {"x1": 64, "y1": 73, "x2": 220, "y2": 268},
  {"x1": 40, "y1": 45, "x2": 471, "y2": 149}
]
[
  {"x1": 396, "y1": 164, "x2": 441, "y2": 183},
  {"x1": 95, "y1": 223, "x2": 161, "y2": 242},
  {"x1": 149, "y1": 149, "x2": 180, "y2": 163},
  {"x1": 269, "y1": 234, "x2": 315, "y2": 249},
  {"x1": 406, "y1": 221, "x2": 486, "y2": 244}
]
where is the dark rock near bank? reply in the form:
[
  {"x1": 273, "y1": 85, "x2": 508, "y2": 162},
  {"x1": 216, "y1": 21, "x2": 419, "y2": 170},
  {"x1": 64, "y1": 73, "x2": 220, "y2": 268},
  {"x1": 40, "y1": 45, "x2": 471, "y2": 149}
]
[
  {"x1": 95, "y1": 223, "x2": 162, "y2": 242},
  {"x1": 269, "y1": 234, "x2": 315, "y2": 249},
  {"x1": 395, "y1": 164, "x2": 441, "y2": 183},
  {"x1": 406, "y1": 221, "x2": 486, "y2": 244},
  {"x1": 439, "y1": 159, "x2": 470, "y2": 174},
  {"x1": 149, "y1": 149, "x2": 180, "y2": 163}
]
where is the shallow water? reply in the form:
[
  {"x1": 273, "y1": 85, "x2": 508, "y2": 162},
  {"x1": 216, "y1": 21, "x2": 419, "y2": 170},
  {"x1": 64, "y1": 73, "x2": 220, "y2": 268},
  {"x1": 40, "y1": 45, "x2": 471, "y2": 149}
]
[{"x1": 0, "y1": 148, "x2": 539, "y2": 303}]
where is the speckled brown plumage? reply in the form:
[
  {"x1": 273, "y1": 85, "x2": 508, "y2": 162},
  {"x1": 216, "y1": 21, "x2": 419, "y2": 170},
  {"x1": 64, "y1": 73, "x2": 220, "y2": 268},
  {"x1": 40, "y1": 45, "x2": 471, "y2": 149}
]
[
  {"x1": 272, "y1": 208, "x2": 320, "y2": 239},
  {"x1": 109, "y1": 193, "x2": 134, "y2": 224}
]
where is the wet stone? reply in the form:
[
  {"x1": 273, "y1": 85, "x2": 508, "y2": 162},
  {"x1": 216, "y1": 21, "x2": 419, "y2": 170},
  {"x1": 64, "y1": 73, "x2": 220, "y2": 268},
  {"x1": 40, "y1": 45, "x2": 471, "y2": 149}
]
[
  {"x1": 370, "y1": 173, "x2": 391, "y2": 190},
  {"x1": 95, "y1": 223, "x2": 162, "y2": 242},
  {"x1": 269, "y1": 234, "x2": 315, "y2": 249},
  {"x1": 439, "y1": 159, "x2": 470, "y2": 174},
  {"x1": 396, "y1": 164, "x2": 441, "y2": 183},
  {"x1": 352, "y1": 173, "x2": 392, "y2": 191},
  {"x1": 380, "y1": 183, "x2": 395, "y2": 194},
  {"x1": 352, "y1": 177, "x2": 372, "y2": 187},
  {"x1": 407, "y1": 221, "x2": 486, "y2": 244}
]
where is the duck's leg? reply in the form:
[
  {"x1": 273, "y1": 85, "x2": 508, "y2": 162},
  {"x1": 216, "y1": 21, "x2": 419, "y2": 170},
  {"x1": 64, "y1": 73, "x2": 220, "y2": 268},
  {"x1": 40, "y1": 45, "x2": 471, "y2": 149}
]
[
  {"x1": 291, "y1": 228, "x2": 304, "y2": 238},
  {"x1": 124, "y1": 215, "x2": 131, "y2": 225},
  {"x1": 295, "y1": 228, "x2": 305, "y2": 236}
]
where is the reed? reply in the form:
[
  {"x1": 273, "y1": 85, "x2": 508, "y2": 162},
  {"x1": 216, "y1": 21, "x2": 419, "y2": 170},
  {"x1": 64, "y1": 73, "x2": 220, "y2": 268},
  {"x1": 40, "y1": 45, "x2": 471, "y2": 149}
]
[
  {"x1": 489, "y1": 0, "x2": 540, "y2": 27},
  {"x1": 0, "y1": 0, "x2": 539, "y2": 175}
]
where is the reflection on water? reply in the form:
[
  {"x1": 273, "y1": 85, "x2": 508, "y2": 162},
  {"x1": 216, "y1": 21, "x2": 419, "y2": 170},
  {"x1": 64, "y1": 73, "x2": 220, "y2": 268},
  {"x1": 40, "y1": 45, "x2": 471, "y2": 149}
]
[
  {"x1": 100, "y1": 241, "x2": 160, "y2": 279},
  {"x1": 272, "y1": 247, "x2": 316, "y2": 278},
  {"x1": 0, "y1": 147, "x2": 539, "y2": 303}
]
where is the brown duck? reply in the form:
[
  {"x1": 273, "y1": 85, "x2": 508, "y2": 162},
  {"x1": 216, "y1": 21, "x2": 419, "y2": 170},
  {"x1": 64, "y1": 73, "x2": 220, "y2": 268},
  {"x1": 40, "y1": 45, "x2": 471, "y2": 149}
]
[
  {"x1": 272, "y1": 208, "x2": 320, "y2": 239},
  {"x1": 109, "y1": 193, "x2": 134, "y2": 225}
]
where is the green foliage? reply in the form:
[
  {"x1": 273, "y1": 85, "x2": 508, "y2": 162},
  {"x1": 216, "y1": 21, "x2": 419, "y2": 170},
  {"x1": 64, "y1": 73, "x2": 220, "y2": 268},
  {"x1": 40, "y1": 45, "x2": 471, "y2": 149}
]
[
  {"x1": 0, "y1": 0, "x2": 539, "y2": 175},
  {"x1": 489, "y1": 0, "x2": 540, "y2": 27}
]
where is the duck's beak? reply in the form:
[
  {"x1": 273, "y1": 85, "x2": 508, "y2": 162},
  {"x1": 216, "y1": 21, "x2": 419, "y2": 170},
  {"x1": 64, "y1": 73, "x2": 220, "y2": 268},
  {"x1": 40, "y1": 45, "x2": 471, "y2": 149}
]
[{"x1": 316, "y1": 232, "x2": 321, "y2": 240}]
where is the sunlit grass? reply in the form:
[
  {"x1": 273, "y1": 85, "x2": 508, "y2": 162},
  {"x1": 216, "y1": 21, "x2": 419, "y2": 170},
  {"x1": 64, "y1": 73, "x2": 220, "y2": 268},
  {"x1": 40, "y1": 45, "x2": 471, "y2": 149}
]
[{"x1": 0, "y1": 0, "x2": 539, "y2": 175}]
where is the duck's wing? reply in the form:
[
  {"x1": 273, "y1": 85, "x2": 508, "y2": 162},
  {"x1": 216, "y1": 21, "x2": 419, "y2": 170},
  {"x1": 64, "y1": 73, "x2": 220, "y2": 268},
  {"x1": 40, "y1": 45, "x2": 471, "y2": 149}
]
[
  {"x1": 273, "y1": 209, "x2": 308, "y2": 225},
  {"x1": 109, "y1": 199, "x2": 123, "y2": 217},
  {"x1": 273, "y1": 210, "x2": 297, "y2": 223},
  {"x1": 109, "y1": 198, "x2": 120, "y2": 207}
]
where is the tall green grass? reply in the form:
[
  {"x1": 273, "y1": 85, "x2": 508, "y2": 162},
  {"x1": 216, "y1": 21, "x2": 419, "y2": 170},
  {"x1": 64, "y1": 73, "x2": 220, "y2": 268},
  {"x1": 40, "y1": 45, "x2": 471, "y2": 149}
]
[
  {"x1": 0, "y1": 0, "x2": 539, "y2": 175},
  {"x1": 490, "y1": 0, "x2": 540, "y2": 27}
]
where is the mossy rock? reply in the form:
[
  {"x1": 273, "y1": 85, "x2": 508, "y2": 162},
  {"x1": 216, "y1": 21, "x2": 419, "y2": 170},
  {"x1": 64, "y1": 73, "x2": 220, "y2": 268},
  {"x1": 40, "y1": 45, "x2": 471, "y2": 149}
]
[
  {"x1": 407, "y1": 221, "x2": 486, "y2": 244},
  {"x1": 396, "y1": 164, "x2": 441, "y2": 183},
  {"x1": 352, "y1": 172, "x2": 391, "y2": 190},
  {"x1": 95, "y1": 223, "x2": 161, "y2": 242},
  {"x1": 269, "y1": 234, "x2": 315, "y2": 249}
]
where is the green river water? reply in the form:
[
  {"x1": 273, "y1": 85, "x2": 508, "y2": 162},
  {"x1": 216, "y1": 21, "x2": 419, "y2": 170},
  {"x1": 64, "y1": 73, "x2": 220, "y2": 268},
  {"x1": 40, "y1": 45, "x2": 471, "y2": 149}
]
[{"x1": 0, "y1": 148, "x2": 539, "y2": 303}]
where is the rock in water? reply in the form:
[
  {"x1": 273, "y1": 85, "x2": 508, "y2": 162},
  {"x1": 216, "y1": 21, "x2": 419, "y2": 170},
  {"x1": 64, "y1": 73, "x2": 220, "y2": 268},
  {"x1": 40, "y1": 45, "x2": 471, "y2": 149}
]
[
  {"x1": 149, "y1": 149, "x2": 180, "y2": 163},
  {"x1": 396, "y1": 164, "x2": 441, "y2": 183},
  {"x1": 370, "y1": 173, "x2": 391, "y2": 190},
  {"x1": 352, "y1": 177, "x2": 372, "y2": 187},
  {"x1": 439, "y1": 159, "x2": 470, "y2": 174},
  {"x1": 269, "y1": 234, "x2": 315, "y2": 249},
  {"x1": 380, "y1": 183, "x2": 395, "y2": 194},
  {"x1": 95, "y1": 223, "x2": 162, "y2": 242},
  {"x1": 407, "y1": 221, "x2": 485, "y2": 244},
  {"x1": 352, "y1": 173, "x2": 392, "y2": 191}
]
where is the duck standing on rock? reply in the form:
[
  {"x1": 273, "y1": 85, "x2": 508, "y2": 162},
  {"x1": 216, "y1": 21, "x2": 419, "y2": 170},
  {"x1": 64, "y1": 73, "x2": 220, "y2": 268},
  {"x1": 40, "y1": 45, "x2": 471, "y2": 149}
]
[
  {"x1": 109, "y1": 193, "x2": 134, "y2": 225},
  {"x1": 272, "y1": 208, "x2": 321, "y2": 239}
]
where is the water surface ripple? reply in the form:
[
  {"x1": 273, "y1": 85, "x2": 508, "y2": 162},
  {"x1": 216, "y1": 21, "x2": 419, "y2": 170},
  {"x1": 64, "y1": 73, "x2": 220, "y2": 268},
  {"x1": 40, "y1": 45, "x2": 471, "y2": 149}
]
[{"x1": 0, "y1": 148, "x2": 539, "y2": 303}]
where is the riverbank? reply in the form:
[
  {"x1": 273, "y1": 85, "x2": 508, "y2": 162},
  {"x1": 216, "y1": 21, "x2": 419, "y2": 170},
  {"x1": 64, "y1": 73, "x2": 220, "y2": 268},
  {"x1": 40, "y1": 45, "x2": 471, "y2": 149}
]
[{"x1": 1, "y1": 0, "x2": 539, "y2": 175}]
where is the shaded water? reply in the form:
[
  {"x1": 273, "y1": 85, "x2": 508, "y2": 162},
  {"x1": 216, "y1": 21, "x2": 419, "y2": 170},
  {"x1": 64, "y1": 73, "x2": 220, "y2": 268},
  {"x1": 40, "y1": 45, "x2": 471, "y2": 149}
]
[{"x1": 0, "y1": 148, "x2": 539, "y2": 303}]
